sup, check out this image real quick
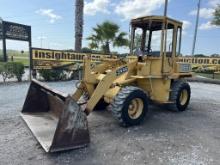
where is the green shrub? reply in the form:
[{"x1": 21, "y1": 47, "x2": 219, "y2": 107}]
[
  {"x1": 0, "y1": 62, "x2": 14, "y2": 82},
  {"x1": 202, "y1": 70, "x2": 215, "y2": 74},
  {"x1": 192, "y1": 66, "x2": 199, "y2": 71},
  {"x1": 195, "y1": 69, "x2": 214, "y2": 74},
  {"x1": 70, "y1": 70, "x2": 79, "y2": 80},
  {"x1": 38, "y1": 69, "x2": 67, "y2": 81},
  {"x1": 0, "y1": 56, "x2": 4, "y2": 62},
  {"x1": 0, "y1": 62, "x2": 25, "y2": 82},
  {"x1": 10, "y1": 62, "x2": 25, "y2": 82}
]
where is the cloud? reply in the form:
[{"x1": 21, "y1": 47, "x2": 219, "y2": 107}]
[
  {"x1": 199, "y1": 21, "x2": 217, "y2": 30},
  {"x1": 189, "y1": 1, "x2": 220, "y2": 31},
  {"x1": 182, "y1": 20, "x2": 192, "y2": 30},
  {"x1": 115, "y1": 0, "x2": 165, "y2": 20},
  {"x1": 208, "y1": 0, "x2": 220, "y2": 7},
  {"x1": 84, "y1": 0, "x2": 110, "y2": 16},
  {"x1": 190, "y1": 8, "x2": 214, "y2": 19},
  {"x1": 36, "y1": 9, "x2": 62, "y2": 23},
  {"x1": 180, "y1": 20, "x2": 191, "y2": 35}
]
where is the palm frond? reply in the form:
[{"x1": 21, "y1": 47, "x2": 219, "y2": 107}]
[
  {"x1": 212, "y1": 5, "x2": 220, "y2": 26},
  {"x1": 113, "y1": 32, "x2": 129, "y2": 47}
]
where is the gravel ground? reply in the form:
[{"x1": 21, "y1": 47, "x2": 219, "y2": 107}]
[{"x1": 0, "y1": 81, "x2": 220, "y2": 165}]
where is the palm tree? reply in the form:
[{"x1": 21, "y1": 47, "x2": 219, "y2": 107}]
[
  {"x1": 75, "y1": 0, "x2": 84, "y2": 52},
  {"x1": 87, "y1": 21, "x2": 129, "y2": 54},
  {"x1": 212, "y1": 5, "x2": 220, "y2": 26}
]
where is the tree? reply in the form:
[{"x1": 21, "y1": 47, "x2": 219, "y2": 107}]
[
  {"x1": 211, "y1": 54, "x2": 220, "y2": 57},
  {"x1": 87, "y1": 21, "x2": 129, "y2": 54},
  {"x1": 0, "y1": 63, "x2": 14, "y2": 83},
  {"x1": 11, "y1": 62, "x2": 25, "y2": 82},
  {"x1": 194, "y1": 54, "x2": 207, "y2": 57},
  {"x1": 81, "y1": 47, "x2": 93, "y2": 53},
  {"x1": 212, "y1": 5, "x2": 220, "y2": 26},
  {"x1": 75, "y1": 0, "x2": 84, "y2": 52},
  {"x1": 38, "y1": 69, "x2": 66, "y2": 81}
]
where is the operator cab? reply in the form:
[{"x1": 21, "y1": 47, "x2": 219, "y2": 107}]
[{"x1": 130, "y1": 16, "x2": 183, "y2": 60}]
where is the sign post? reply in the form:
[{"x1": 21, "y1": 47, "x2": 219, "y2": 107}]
[
  {"x1": 0, "y1": 17, "x2": 3, "y2": 39},
  {"x1": 29, "y1": 36, "x2": 32, "y2": 80},
  {"x1": 0, "y1": 18, "x2": 3, "y2": 61},
  {"x1": 1, "y1": 21, "x2": 32, "y2": 79}
]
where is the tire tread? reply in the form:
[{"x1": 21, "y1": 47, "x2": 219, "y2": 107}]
[{"x1": 109, "y1": 86, "x2": 147, "y2": 126}]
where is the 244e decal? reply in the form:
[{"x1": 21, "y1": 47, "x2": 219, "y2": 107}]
[{"x1": 116, "y1": 66, "x2": 128, "y2": 76}]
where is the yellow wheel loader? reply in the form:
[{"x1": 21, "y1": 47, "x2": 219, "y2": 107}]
[{"x1": 21, "y1": 16, "x2": 192, "y2": 152}]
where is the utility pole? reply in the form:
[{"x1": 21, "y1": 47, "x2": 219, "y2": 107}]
[
  {"x1": 192, "y1": 0, "x2": 201, "y2": 56},
  {"x1": 40, "y1": 34, "x2": 43, "y2": 48},
  {"x1": 164, "y1": 0, "x2": 168, "y2": 17},
  {"x1": 0, "y1": 17, "x2": 2, "y2": 38},
  {"x1": 0, "y1": 17, "x2": 3, "y2": 60},
  {"x1": 0, "y1": 17, "x2": 7, "y2": 62}
]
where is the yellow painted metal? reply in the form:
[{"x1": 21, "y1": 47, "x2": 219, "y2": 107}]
[
  {"x1": 179, "y1": 89, "x2": 188, "y2": 105},
  {"x1": 82, "y1": 58, "x2": 131, "y2": 113},
  {"x1": 131, "y1": 16, "x2": 183, "y2": 27},
  {"x1": 116, "y1": 78, "x2": 136, "y2": 86},
  {"x1": 128, "y1": 98, "x2": 144, "y2": 119},
  {"x1": 137, "y1": 78, "x2": 171, "y2": 102},
  {"x1": 104, "y1": 86, "x2": 121, "y2": 103},
  {"x1": 137, "y1": 57, "x2": 162, "y2": 76},
  {"x1": 21, "y1": 15, "x2": 195, "y2": 153},
  {"x1": 70, "y1": 15, "x2": 193, "y2": 114},
  {"x1": 85, "y1": 71, "x2": 117, "y2": 113},
  {"x1": 72, "y1": 82, "x2": 84, "y2": 101}
]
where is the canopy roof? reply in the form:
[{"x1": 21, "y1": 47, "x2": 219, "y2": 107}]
[{"x1": 131, "y1": 15, "x2": 183, "y2": 31}]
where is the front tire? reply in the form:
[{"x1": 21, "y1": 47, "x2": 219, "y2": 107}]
[
  {"x1": 169, "y1": 80, "x2": 191, "y2": 111},
  {"x1": 109, "y1": 86, "x2": 148, "y2": 126}
]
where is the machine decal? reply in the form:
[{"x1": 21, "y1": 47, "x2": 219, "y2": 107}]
[
  {"x1": 116, "y1": 66, "x2": 128, "y2": 76},
  {"x1": 31, "y1": 48, "x2": 112, "y2": 69}
]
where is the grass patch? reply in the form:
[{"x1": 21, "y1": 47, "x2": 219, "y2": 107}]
[
  {"x1": 13, "y1": 59, "x2": 29, "y2": 67},
  {"x1": 8, "y1": 56, "x2": 29, "y2": 67}
]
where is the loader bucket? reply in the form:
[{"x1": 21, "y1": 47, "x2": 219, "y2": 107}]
[{"x1": 21, "y1": 79, "x2": 90, "y2": 152}]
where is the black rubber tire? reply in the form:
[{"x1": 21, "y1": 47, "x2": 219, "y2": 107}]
[
  {"x1": 109, "y1": 86, "x2": 148, "y2": 127},
  {"x1": 169, "y1": 80, "x2": 191, "y2": 111}
]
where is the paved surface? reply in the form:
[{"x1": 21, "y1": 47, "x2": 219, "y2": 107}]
[{"x1": 0, "y1": 81, "x2": 220, "y2": 165}]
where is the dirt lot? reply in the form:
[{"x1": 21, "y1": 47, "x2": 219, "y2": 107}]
[{"x1": 0, "y1": 81, "x2": 220, "y2": 165}]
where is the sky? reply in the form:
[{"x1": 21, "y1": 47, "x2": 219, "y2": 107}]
[{"x1": 0, "y1": 0, "x2": 220, "y2": 55}]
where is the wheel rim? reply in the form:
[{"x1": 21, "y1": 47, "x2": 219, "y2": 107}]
[
  {"x1": 179, "y1": 89, "x2": 188, "y2": 106},
  {"x1": 128, "y1": 98, "x2": 144, "y2": 119}
]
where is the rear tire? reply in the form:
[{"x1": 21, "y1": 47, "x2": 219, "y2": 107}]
[
  {"x1": 109, "y1": 86, "x2": 148, "y2": 126},
  {"x1": 169, "y1": 80, "x2": 191, "y2": 111}
]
